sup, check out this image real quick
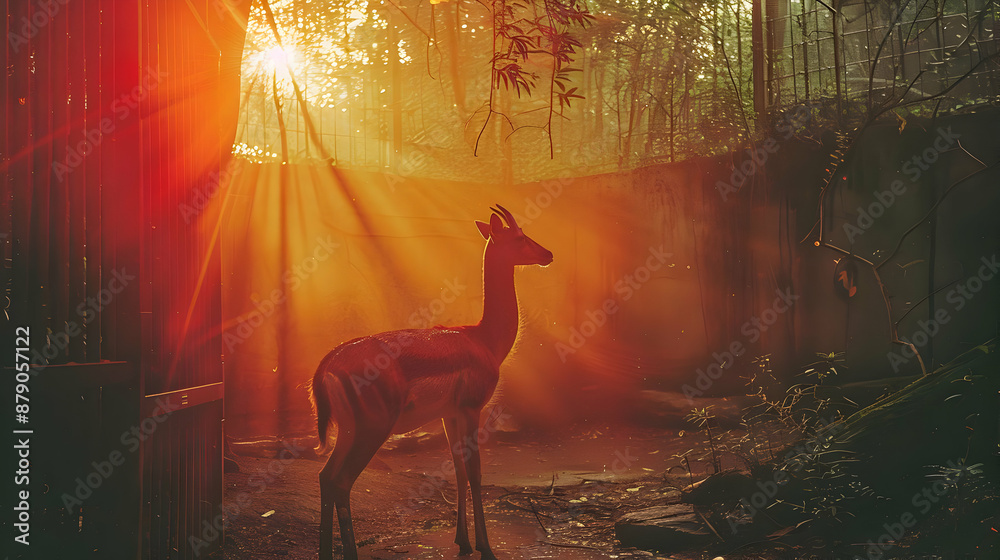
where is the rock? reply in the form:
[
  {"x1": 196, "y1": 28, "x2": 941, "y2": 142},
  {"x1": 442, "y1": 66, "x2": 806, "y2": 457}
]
[
  {"x1": 224, "y1": 456, "x2": 240, "y2": 473},
  {"x1": 382, "y1": 426, "x2": 446, "y2": 452},
  {"x1": 489, "y1": 408, "x2": 521, "y2": 435},
  {"x1": 615, "y1": 504, "x2": 713, "y2": 551},
  {"x1": 229, "y1": 436, "x2": 317, "y2": 459},
  {"x1": 683, "y1": 470, "x2": 757, "y2": 505}
]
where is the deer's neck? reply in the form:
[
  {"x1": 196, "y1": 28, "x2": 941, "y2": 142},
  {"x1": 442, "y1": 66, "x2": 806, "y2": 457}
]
[{"x1": 478, "y1": 245, "x2": 518, "y2": 362}]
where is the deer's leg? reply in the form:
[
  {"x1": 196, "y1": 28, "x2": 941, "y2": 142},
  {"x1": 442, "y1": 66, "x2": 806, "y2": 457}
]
[
  {"x1": 319, "y1": 429, "x2": 354, "y2": 560},
  {"x1": 319, "y1": 419, "x2": 392, "y2": 560},
  {"x1": 335, "y1": 426, "x2": 393, "y2": 560},
  {"x1": 443, "y1": 417, "x2": 474, "y2": 555},
  {"x1": 458, "y1": 408, "x2": 497, "y2": 560}
]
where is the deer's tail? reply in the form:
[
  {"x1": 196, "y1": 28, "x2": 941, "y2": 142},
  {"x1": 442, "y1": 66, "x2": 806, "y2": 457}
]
[{"x1": 309, "y1": 367, "x2": 332, "y2": 454}]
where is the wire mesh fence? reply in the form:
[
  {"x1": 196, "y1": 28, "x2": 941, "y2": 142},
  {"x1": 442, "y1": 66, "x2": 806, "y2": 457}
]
[
  {"x1": 768, "y1": 0, "x2": 1000, "y2": 124},
  {"x1": 233, "y1": 0, "x2": 1000, "y2": 182}
]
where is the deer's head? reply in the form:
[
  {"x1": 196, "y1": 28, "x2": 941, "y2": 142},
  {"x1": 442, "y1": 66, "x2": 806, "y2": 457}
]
[{"x1": 476, "y1": 205, "x2": 553, "y2": 267}]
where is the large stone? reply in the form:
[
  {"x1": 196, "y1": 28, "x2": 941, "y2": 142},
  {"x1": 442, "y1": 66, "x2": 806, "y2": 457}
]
[
  {"x1": 683, "y1": 470, "x2": 757, "y2": 505},
  {"x1": 615, "y1": 504, "x2": 713, "y2": 551}
]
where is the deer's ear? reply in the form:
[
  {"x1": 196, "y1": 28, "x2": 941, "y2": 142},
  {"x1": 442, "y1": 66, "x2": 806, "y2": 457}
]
[
  {"x1": 475, "y1": 220, "x2": 491, "y2": 240},
  {"x1": 489, "y1": 213, "x2": 504, "y2": 236}
]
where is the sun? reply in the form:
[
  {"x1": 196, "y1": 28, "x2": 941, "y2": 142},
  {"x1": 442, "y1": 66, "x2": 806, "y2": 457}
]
[
  {"x1": 243, "y1": 39, "x2": 305, "y2": 99},
  {"x1": 265, "y1": 45, "x2": 298, "y2": 84}
]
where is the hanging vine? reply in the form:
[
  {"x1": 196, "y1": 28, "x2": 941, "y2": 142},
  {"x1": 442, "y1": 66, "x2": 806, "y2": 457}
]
[{"x1": 472, "y1": 0, "x2": 594, "y2": 156}]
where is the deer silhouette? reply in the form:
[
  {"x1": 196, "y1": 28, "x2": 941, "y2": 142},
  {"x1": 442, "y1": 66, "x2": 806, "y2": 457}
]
[{"x1": 310, "y1": 205, "x2": 553, "y2": 560}]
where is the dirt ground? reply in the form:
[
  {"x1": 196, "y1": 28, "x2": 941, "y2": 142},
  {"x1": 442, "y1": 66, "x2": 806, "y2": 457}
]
[{"x1": 219, "y1": 424, "x2": 727, "y2": 560}]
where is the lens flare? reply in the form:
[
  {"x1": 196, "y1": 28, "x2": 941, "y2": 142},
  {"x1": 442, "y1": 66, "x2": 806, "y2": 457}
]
[{"x1": 266, "y1": 45, "x2": 297, "y2": 83}]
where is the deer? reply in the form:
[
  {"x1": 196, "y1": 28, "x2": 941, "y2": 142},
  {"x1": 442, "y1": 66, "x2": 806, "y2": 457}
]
[{"x1": 309, "y1": 205, "x2": 553, "y2": 560}]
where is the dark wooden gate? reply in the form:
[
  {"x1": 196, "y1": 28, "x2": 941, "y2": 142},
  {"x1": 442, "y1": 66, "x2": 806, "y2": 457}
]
[{"x1": 3, "y1": 1, "x2": 245, "y2": 557}]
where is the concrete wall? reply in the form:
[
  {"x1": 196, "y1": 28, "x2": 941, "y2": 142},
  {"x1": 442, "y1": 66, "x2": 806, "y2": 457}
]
[{"x1": 213, "y1": 109, "x2": 1000, "y2": 436}]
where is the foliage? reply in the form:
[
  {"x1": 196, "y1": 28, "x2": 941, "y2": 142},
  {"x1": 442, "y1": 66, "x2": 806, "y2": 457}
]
[
  {"x1": 684, "y1": 405, "x2": 723, "y2": 474},
  {"x1": 717, "y1": 344, "x2": 1000, "y2": 554},
  {"x1": 474, "y1": 0, "x2": 595, "y2": 156},
  {"x1": 235, "y1": 0, "x2": 999, "y2": 182},
  {"x1": 235, "y1": 0, "x2": 762, "y2": 180}
]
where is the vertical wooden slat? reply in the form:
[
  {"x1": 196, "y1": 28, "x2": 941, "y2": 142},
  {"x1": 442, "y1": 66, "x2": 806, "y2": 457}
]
[
  {"x1": 135, "y1": 1, "x2": 227, "y2": 556},
  {"x1": 12, "y1": 0, "x2": 32, "y2": 332},
  {"x1": 140, "y1": 0, "x2": 155, "y2": 399},
  {"x1": 146, "y1": 3, "x2": 159, "y2": 552},
  {"x1": 31, "y1": 1, "x2": 54, "y2": 362},
  {"x1": 149, "y1": 0, "x2": 165, "y2": 394},
  {"x1": 179, "y1": 7, "x2": 193, "y2": 544},
  {"x1": 147, "y1": 426, "x2": 157, "y2": 559},
  {"x1": 200, "y1": 410, "x2": 208, "y2": 553},
  {"x1": 6, "y1": 0, "x2": 228, "y2": 555},
  {"x1": 167, "y1": 0, "x2": 178, "y2": 393},
  {"x1": 164, "y1": 0, "x2": 174, "y2": 394},
  {"x1": 200, "y1": 409, "x2": 210, "y2": 558},
  {"x1": 85, "y1": 0, "x2": 104, "y2": 363},
  {"x1": 171, "y1": 411, "x2": 180, "y2": 557},
  {"x1": 51, "y1": 0, "x2": 71, "y2": 363},
  {"x1": 143, "y1": 0, "x2": 159, "y2": 552},
  {"x1": 68, "y1": 0, "x2": 88, "y2": 363},
  {"x1": 119, "y1": 0, "x2": 143, "y2": 365},
  {"x1": 155, "y1": 1, "x2": 168, "y2": 555},
  {"x1": 182, "y1": 5, "x2": 192, "y2": 545},
  {"x1": 164, "y1": 0, "x2": 173, "y2": 390},
  {"x1": 117, "y1": 5, "x2": 147, "y2": 557},
  {"x1": 99, "y1": 2, "x2": 118, "y2": 361},
  {"x1": 1, "y1": 0, "x2": 11, "y2": 310},
  {"x1": 140, "y1": 0, "x2": 151, "y2": 386},
  {"x1": 160, "y1": 427, "x2": 166, "y2": 560},
  {"x1": 152, "y1": 0, "x2": 162, "y2": 390},
  {"x1": 184, "y1": 412, "x2": 192, "y2": 558},
  {"x1": 181, "y1": 2, "x2": 194, "y2": 392},
  {"x1": 183, "y1": 2, "x2": 194, "y2": 394},
  {"x1": 175, "y1": 0, "x2": 185, "y2": 393}
]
